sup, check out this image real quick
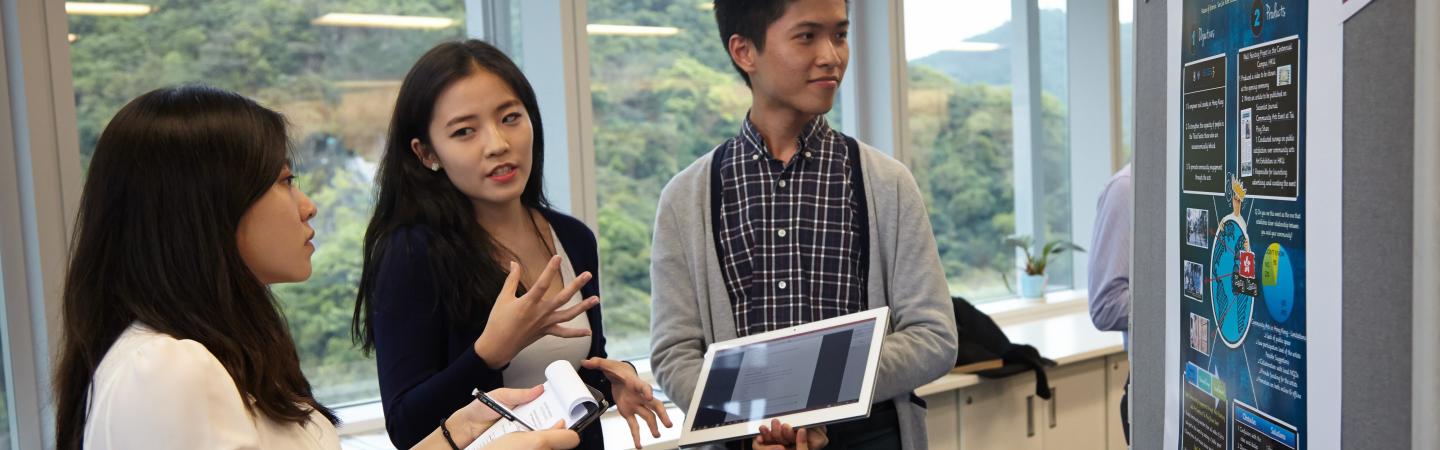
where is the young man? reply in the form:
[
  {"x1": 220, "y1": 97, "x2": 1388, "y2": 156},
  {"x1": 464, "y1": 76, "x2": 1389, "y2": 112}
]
[{"x1": 649, "y1": 1, "x2": 957, "y2": 448}]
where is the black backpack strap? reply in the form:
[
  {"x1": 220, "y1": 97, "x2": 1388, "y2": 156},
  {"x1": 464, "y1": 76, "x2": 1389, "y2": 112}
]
[
  {"x1": 709, "y1": 144, "x2": 729, "y2": 285},
  {"x1": 708, "y1": 145, "x2": 736, "y2": 340},
  {"x1": 843, "y1": 136, "x2": 872, "y2": 304}
]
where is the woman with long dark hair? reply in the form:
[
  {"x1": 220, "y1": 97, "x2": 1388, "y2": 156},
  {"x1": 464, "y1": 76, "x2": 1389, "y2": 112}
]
[
  {"x1": 54, "y1": 85, "x2": 578, "y2": 450},
  {"x1": 354, "y1": 39, "x2": 671, "y2": 450}
]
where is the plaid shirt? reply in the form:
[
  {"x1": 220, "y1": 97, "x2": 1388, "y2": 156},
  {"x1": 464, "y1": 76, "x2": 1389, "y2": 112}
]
[{"x1": 714, "y1": 115, "x2": 868, "y2": 336}]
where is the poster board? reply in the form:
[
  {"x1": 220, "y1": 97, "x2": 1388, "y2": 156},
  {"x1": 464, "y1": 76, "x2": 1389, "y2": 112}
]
[{"x1": 1164, "y1": 1, "x2": 1343, "y2": 449}]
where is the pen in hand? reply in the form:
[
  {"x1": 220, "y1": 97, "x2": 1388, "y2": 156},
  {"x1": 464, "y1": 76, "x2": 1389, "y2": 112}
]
[{"x1": 473, "y1": 388, "x2": 537, "y2": 431}]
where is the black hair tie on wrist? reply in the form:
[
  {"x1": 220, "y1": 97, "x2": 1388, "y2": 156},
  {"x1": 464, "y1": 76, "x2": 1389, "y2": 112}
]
[{"x1": 440, "y1": 417, "x2": 461, "y2": 450}]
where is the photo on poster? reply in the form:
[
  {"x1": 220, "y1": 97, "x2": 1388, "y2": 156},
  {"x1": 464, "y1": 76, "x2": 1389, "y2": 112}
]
[
  {"x1": 1277, "y1": 65, "x2": 1293, "y2": 86},
  {"x1": 1184, "y1": 260, "x2": 1205, "y2": 301},
  {"x1": 1190, "y1": 312, "x2": 1211, "y2": 355},
  {"x1": 1240, "y1": 108, "x2": 1254, "y2": 177},
  {"x1": 1187, "y1": 208, "x2": 1211, "y2": 248}
]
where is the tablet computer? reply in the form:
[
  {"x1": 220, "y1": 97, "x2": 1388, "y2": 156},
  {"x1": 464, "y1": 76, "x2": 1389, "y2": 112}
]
[{"x1": 679, "y1": 307, "x2": 890, "y2": 448}]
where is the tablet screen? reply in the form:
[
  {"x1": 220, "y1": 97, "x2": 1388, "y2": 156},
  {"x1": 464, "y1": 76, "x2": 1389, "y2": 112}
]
[{"x1": 690, "y1": 319, "x2": 877, "y2": 431}]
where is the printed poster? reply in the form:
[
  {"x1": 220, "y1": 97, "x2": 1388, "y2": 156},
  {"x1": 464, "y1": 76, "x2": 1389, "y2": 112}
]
[{"x1": 1179, "y1": 1, "x2": 1308, "y2": 449}]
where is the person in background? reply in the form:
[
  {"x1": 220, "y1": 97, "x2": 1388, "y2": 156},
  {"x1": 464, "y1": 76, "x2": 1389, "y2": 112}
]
[
  {"x1": 353, "y1": 40, "x2": 670, "y2": 450},
  {"x1": 52, "y1": 85, "x2": 578, "y2": 450},
  {"x1": 649, "y1": 1, "x2": 958, "y2": 449},
  {"x1": 1088, "y1": 161, "x2": 1133, "y2": 444}
]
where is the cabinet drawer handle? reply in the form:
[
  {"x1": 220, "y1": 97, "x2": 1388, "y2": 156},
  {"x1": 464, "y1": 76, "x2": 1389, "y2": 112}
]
[
  {"x1": 1049, "y1": 387, "x2": 1058, "y2": 429},
  {"x1": 1026, "y1": 395, "x2": 1035, "y2": 437}
]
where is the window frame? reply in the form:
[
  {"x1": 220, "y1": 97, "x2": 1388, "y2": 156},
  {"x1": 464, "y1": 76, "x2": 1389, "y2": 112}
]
[{"x1": 2, "y1": 0, "x2": 85, "y2": 448}]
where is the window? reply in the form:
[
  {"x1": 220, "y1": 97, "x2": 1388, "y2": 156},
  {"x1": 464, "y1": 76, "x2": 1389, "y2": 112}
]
[
  {"x1": 1037, "y1": 0, "x2": 1074, "y2": 290},
  {"x1": 1119, "y1": 0, "x2": 1135, "y2": 162},
  {"x1": 478, "y1": 1, "x2": 525, "y2": 68},
  {"x1": 904, "y1": 0, "x2": 1017, "y2": 301},
  {"x1": 586, "y1": 0, "x2": 746, "y2": 360},
  {"x1": 67, "y1": 0, "x2": 470, "y2": 406},
  {"x1": 903, "y1": 0, "x2": 1075, "y2": 302}
]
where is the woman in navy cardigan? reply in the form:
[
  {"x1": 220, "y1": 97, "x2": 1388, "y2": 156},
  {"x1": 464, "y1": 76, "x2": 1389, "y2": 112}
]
[{"x1": 353, "y1": 40, "x2": 671, "y2": 450}]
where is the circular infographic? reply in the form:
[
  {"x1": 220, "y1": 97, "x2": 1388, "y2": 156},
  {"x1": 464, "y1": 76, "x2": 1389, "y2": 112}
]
[
  {"x1": 1210, "y1": 215, "x2": 1255, "y2": 348},
  {"x1": 1262, "y1": 243, "x2": 1296, "y2": 323}
]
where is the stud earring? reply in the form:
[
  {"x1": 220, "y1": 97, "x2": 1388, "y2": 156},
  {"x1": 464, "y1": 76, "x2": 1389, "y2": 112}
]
[{"x1": 429, "y1": 162, "x2": 441, "y2": 172}]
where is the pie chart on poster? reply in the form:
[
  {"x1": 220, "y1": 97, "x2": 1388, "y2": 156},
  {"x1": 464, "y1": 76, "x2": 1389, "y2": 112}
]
[{"x1": 1262, "y1": 243, "x2": 1296, "y2": 323}]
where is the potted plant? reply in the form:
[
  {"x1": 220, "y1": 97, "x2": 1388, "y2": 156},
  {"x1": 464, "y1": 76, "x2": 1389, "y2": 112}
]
[{"x1": 1005, "y1": 235, "x2": 1086, "y2": 299}]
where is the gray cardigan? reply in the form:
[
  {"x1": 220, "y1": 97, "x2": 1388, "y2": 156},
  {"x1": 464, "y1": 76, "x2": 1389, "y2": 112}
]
[{"x1": 649, "y1": 140, "x2": 959, "y2": 449}]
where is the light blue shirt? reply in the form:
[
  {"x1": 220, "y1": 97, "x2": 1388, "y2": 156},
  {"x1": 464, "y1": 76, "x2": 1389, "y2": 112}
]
[{"x1": 1088, "y1": 163, "x2": 1132, "y2": 350}]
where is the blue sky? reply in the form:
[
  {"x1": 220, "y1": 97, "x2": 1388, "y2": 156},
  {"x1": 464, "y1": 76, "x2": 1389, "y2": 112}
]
[{"x1": 903, "y1": 0, "x2": 1134, "y2": 61}]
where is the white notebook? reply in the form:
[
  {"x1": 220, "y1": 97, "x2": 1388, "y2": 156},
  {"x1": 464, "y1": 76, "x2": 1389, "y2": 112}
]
[{"x1": 465, "y1": 360, "x2": 603, "y2": 449}]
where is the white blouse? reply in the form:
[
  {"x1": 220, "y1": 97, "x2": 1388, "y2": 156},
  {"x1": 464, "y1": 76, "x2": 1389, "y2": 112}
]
[
  {"x1": 83, "y1": 324, "x2": 340, "y2": 450},
  {"x1": 501, "y1": 229, "x2": 593, "y2": 388}
]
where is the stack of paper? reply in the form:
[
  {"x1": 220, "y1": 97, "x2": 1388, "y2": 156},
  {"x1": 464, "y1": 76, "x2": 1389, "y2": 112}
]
[{"x1": 466, "y1": 360, "x2": 600, "y2": 449}]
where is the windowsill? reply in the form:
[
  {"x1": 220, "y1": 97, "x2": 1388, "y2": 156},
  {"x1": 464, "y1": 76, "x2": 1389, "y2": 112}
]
[
  {"x1": 334, "y1": 289, "x2": 1093, "y2": 440},
  {"x1": 974, "y1": 289, "x2": 1091, "y2": 326},
  {"x1": 335, "y1": 399, "x2": 386, "y2": 436}
]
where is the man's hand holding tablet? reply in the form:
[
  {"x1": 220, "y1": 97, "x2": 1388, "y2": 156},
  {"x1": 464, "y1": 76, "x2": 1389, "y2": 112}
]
[
  {"x1": 678, "y1": 308, "x2": 889, "y2": 448},
  {"x1": 752, "y1": 420, "x2": 829, "y2": 450}
]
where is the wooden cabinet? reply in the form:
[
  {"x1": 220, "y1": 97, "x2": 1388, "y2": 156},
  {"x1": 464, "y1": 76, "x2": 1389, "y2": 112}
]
[
  {"x1": 1105, "y1": 354, "x2": 1131, "y2": 450},
  {"x1": 923, "y1": 391, "x2": 961, "y2": 450},
  {"x1": 938, "y1": 356, "x2": 1124, "y2": 450},
  {"x1": 958, "y1": 372, "x2": 1042, "y2": 450},
  {"x1": 1043, "y1": 359, "x2": 1108, "y2": 450}
]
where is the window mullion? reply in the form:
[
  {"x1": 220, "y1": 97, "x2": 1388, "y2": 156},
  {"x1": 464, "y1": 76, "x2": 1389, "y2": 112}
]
[
  {"x1": 1012, "y1": 0, "x2": 1046, "y2": 255},
  {"x1": 1065, "y1": 0, "x2": 1122, "y2": 292},
  {"x1": 843, "y1": 0, "x2": 908, "y2": 161},
  {"x1": 514, "y1": 0, "x2": 597, "y2": 228},
  {"x1": 1, "y1": 0, "x2": 85, "y2": 447}
]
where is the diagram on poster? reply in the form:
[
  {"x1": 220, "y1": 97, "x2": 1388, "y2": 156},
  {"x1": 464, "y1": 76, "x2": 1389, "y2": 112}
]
[
  {"x1": 1210, "y1": 179, "x2": 1256, "y2": 349},
  {"x1": 1179, "y1": 0, "x2": 1308, "y2": 449}
]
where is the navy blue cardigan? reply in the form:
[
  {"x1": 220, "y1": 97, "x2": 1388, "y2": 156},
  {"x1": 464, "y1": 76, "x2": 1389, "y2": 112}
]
[{"x1": 371, "y1": 210, "x2": 614, "y2": 449}]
